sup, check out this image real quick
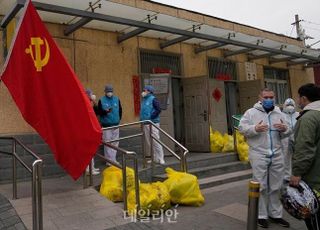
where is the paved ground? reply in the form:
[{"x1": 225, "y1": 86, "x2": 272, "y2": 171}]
[
  {"x1": 0, "y1": 194, "x2": 26, "y2": 230},
  {"x1": 0, "y1": 175, "x2": 308, "y2": 230}
]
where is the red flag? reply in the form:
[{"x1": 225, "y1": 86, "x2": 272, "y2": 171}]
[{"x1": 0, "y1": 1, "x2": 102, "y2": 180}]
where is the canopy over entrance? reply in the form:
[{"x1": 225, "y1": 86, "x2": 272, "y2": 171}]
[{"x1": 1, "y1": 0, "x2": 320, "y2": 66}]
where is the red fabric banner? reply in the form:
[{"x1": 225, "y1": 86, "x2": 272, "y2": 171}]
[
  {"x1": 152, "y1": 67, "x2": 172, "y2": 74},
  {"x1": 215, "y1": 73, "x2": 231, "y2": 81},
  {"x1": 132, "y1": 75, "x2": 140, "y2": 116},
  {"x1": 0, "y1": 1, "x2": 102, "y2": 180}
]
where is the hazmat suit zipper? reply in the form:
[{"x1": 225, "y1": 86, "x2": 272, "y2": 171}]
[{"x1": 267, "y1": 114, "x2": 276, "y2": 160}]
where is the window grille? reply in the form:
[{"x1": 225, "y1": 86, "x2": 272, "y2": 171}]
[
  {"x1": 208, "y1": 57, "x2": 237, "y2": 80},
  {"x1": 139, "y1": 50, "x2": 182, "y2": 75},
  {"x1": 264, "y1": 67, "x2": 289, "y2": 105}
]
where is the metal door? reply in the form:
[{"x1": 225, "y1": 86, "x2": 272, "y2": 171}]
[
  {"x1": 209, "y1": 79, "x2": 228, "y2": 134},
  {"x1": 172, "y1": 78, "x2": 184, "y2": 144},
  {"x1": 141, "y1": 74, "x2": 175, "y2": 149},
  {"x1": 224, "y1": 81, "x2": 239, "y2": 134},
  {"x1": 183, "y1": 76, "x2": 210, "y2": 152},
  {"x1": 238, "y1": 80, "x2": 262, "y2": 113}
]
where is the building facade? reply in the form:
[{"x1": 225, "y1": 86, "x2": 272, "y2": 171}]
[{"x1": 0, "y1": 0, "x2": 317, "y2": 152}]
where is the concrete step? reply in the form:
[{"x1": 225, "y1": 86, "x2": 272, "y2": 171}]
[
  {"x1": 198, "y1": 169, "x2": 252, "y2": 189},
  {"x1": 0, "y1": 152, "x2": 66, "y2": 183},
  {"x1": 186, "y1": 153, "x2": 239, "y2": 169},
  {"x1": 152, "y1": 161, "x2": 251, "y2": 182},
  {"x1": 137, "y1": 152, "x2": 240, "y2": 181}
]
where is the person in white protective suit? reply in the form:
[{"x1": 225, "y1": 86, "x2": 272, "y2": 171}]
[
  {"x1": 281, "y1": 98, "x2": 299, "y2": 180},
  {"x1": 239, "y1": 88, "x2": 291, "y2": 228}
]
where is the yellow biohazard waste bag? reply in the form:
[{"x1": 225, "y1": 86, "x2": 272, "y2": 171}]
[
  {"x1": 222, "y1": 134, "x2": 234, "y2": 152},
  {"x1": 164, "y1": 168, "x2": 204, "y2": 206},
  {"x1": 235, "y1": 130, "x2": 245, "y2": 144},
  {"x1": 210, "y1": 128, "x2": 224, "y2": 153},
  {"x1": 237, "y1": 142, "x2": 249, "y2": 162},
  {"x1": 100, "y1": 166, "x2": 136, "y2": 202},
  {"x1": 235, "y1": 131, "x2": 249, "y2": 162},
  {"x1": 127, "y1": 182, "x2": 171, "y2": 216}
]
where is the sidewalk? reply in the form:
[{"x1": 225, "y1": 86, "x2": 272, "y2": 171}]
[{"x1": 0, "y1": 175, "x2": 308, "y2": 230}]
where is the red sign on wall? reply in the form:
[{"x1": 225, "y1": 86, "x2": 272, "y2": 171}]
[
  {"x1": 215, "y1": 73, "x2": 231, "y2": 81},
  {"x1": 132, "y1": 75, "x2": 140, "y2": 116},
  {"x1": 152, "y1": 67, "x2": 172, "y2": 74},
  {"x1": 212, "y1": 88, "x2": 222, "y2": 102}
]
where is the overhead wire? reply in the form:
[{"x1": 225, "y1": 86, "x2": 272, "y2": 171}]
[{"x1": 302, "y1": 20, "x2": 320, "y2": 26}]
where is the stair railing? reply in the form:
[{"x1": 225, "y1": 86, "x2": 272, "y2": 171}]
[
  {"x1": 86, "y1": 120, "x2": 188, "y2": 216},
  {"x1": 83, "y1": 141, "x2": 140, "y2": 214},
  {"x1": 0, "y1": 136, "x2": 43, "y2": 230},
  {"x1": 102, "y1": 120, "x2": 189, "y2": 172}
]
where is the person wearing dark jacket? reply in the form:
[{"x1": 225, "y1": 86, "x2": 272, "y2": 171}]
[
  {"x1": 98, "y1": 85, "x2": 122, "y2": 164},
  {"x1": 290, "y1": 83, "x2": 320, "y2": 230},
  {"x1": 140, "y1": 85, "x2": 165, "y2": 164}
]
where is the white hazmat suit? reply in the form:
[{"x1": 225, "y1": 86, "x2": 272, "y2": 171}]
[
  {"x1": 281, "y1": 98, "x2": 299, "y2": 180},
  {"x1": 239, "y1": 102, "x2": 291, "y2": 219}
]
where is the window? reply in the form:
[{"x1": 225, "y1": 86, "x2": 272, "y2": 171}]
[
  {"x1": 264, "y1": 67, "x2": 289, "y2": 105},
  {"x1": 2, "y1": 19, "x2": 16, "y2": 59},
  {"x1": 139, "y1": 50, "x2": 182, "y2": 75},
  {"x1": 208, "y1": 57, "x2": 237, "y2": 80}
]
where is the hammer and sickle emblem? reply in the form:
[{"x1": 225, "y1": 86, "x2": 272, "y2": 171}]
[{"x1": 25, "y1": 37, "x2": 50, "y2": 72}]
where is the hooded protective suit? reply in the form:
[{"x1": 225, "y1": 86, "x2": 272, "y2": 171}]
[
  {"x1": 281, "y1": 98, "x2": 299, "y2": 179},
  {"x1": 239, "y1": 102, "x2": 291, "y2": 219}
]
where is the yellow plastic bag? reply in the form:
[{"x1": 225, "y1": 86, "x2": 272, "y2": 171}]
[
  {"x1": 99, "y1": 166, "x2": 136, "y2": 202},
  {"x1": 235, "y1": 130, "x2": 245, "y2": 144},
  {"x1": 234, "y1": 131, "x2": 249, "y2": 162},
  {"x1": 127, "y1": 182, "x2": 171, "y2": 216},
  {"x1": 222, "y1": 134, "x2": 234, "y2": 152},
  {"x1": 164, "y1": 168, "x2": 204, "y2": 207},
  {"x1": 210, "y1": 128, "x2": 224, "y2": 153},
  {"x1": 237, "y1": 142, "x2": 249, "y2": 162}
]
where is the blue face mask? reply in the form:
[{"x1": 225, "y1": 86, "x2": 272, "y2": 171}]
[{"x1": 262, "y1": 99, "x2": 274, "y2": 109}]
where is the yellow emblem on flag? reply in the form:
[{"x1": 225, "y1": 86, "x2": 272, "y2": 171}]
[{"x1": 25, "y1": 37, "x2": 50, "y2": 72}]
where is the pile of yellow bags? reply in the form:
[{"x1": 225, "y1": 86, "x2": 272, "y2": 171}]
[
  {"x1": 235, "y1": 130, "x2": 249, "y2": 162},
  {"x1": 100, "y1": 166, "x2": 205, "y2": 216},
  {"x1": 99, "y1": 166, "x2": 136, "y2": 202},
  {"x1": 126, "y1": 168, "x2": 204, "y2": 216},
  {"x1": 127, "y1": 182, "x2": 171, "y2": 215},
  {"x1": 210, "y1": 127, "x2": 234, "y2": 153},
  {"x1": 164, "y1": 168, "x2": 204, "y2": 207}
]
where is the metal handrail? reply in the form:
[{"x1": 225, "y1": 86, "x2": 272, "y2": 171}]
[
  {"x1": 103, "y1": 142, "x2": 140, "y2": 215},
  {"x1": 145, "y1": 120, "x2": 188, "y2": 172},
  {"x1": 0, "y1": 136, "x2": 43, "y2": 230},
  {"x1": 103, "y1": 120, "x2": 189, "y2": 172},
  {"x1": 83, "y1": 141, "x2": 140, "y2": 215},
  {"x1": 96, "y1": 120, "x2": 188, "y2": 216}
]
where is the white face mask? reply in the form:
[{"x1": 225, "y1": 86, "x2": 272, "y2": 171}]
[
  {"x1": 283, "y1": 105, "x2": 295, "y2": 114},
  {"x1": 90, "y1": 94, "x2": 96, "y2": 101},
  {"x1": 106, "y1": 92, "x2": 113, "y2": 97},
  {"x1": 141, "y1": 92, "x2": 148, "y2": 97}
]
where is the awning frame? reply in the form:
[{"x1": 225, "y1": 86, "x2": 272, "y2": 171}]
[{"x1": 1, "y1": 0, "x2": 319, "y2": 65}]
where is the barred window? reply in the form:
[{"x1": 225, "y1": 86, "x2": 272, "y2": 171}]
[
  {"x1": 208, "y1": 57, "x2": 237, "y2": 80},
  {"x1": 264, "y1": 67, "x2": 289, "y2": 105},
  {"x1": 139, "y1": 50, "x2": 182, "y2": 75}
]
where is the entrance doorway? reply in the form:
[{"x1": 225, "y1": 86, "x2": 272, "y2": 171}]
[
  {"x1": 140, "y1": 74, "x2": 174, "y2": 142},
  {"x1": 182, "y1": 76, "x2": 210, "y2": 152},
  {"x1": 224, "y1": 81, "x2": 239, "y2": 134},
  {"x1": 172, "y1": 78, "x2": 184, "y2": 144}
]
